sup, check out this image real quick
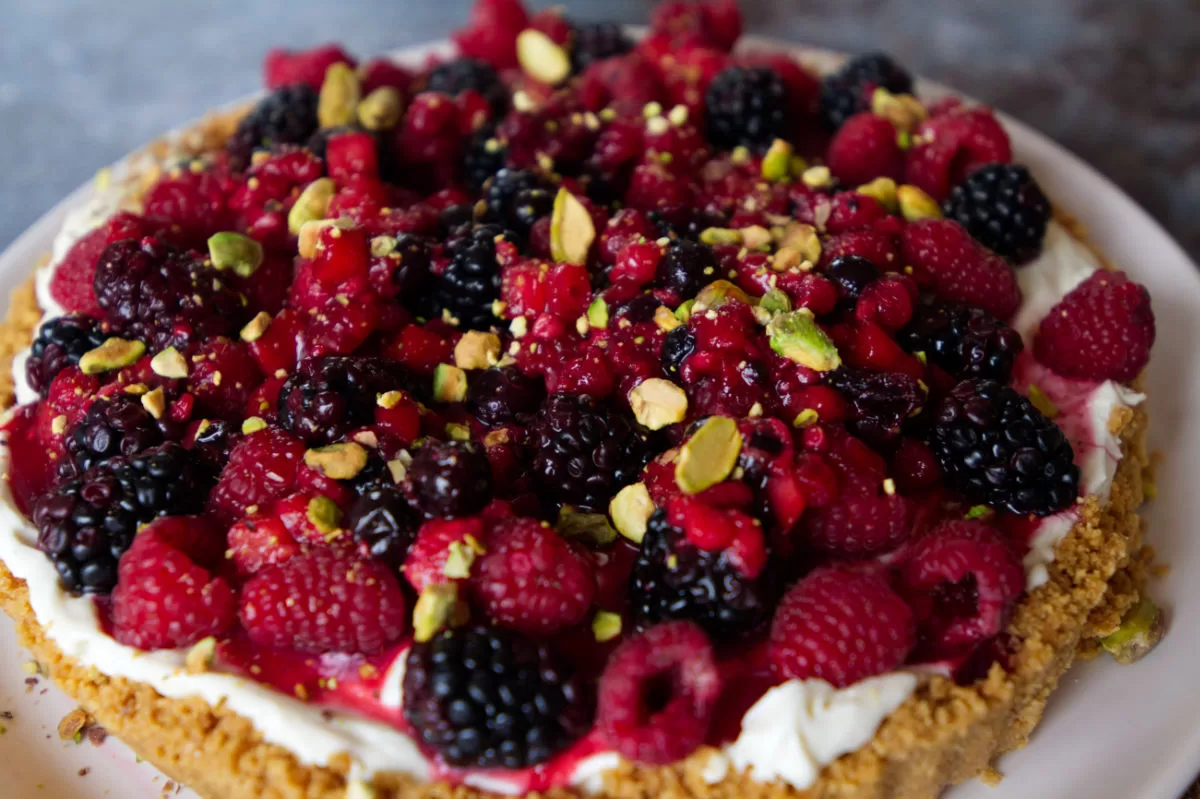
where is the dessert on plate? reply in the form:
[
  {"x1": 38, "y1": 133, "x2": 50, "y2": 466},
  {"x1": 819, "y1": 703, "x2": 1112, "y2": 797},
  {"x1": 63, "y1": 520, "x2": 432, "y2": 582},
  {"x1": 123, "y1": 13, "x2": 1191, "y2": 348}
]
[{"x1": 0, "y1": 0, "x2": 1160, "y2": 797}]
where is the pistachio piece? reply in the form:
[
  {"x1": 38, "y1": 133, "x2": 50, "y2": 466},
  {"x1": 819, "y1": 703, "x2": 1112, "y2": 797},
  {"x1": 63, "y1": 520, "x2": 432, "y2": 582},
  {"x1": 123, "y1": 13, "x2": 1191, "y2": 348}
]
[
  {"x1": 771, "y1": 247, "x2": 804, "y2": 273},
  {"x1": 1101, "y1": 598, "x2": 1165, "y2": 665},
  {"x1": 653, "y1": 305, "x2": 681, "y2": 331},
  {"x1": 79, "y1": 338, "x2": 145, "y2": 375},
  {"x1": 454, "y1": 330, "x2": 502, "y2": 370},
  {"x1": 801, "y1": 165, "x2": 832, "y2": 189},
  {"x1": 592, "y1": 611, "x2": 623, "y2": 643},
  {"x1": 897, "y1": 184, "x2": 942, "y2": 222},
  {"x1": 357, "y1": 86, "x2": 404, "y2": 131},
  {"x1": 766, "y1": 308, "x2": 841, "y2": 372},
  {"x1": 698, "y1": 227, "x2": 743, "y2": 246},
  {"x1": 778, "y1": 222, "x2": 821, "y2": 263},
  {"x1": 297, "y1": 218, "x2": 340, "y2": 257},
  {"x1": 306, "y1": 496, "x2": 343, "y2": 535},
  {"x1": 432, "y1": 363, "x2": 468, "y2": 403},
  {"x1": 318, "y1": 62, "x2": 361, "y2": 128},
  {"x1": 1027, "y1": 383, "x2": 1059, "y2": 419},
  {"x1": 443, "y1": 540, "x2": 478, "y2": 579},
  {"x1": 675, "y1": 416, "x2": 742, "y2": 494},
  {"x1": 792, "y1": 408, "x2": 819, "y2": 428},
  {"x1": 693, "y1": 279, "x2": 753, "y2": 313},
  {"x1": 288, "y1": 178, "x2": 336, "y2": 235},
  {"x1": 550, "y1": 187, "x2": 595, "y2": 265},
  {"x1": 761, "y1": 139, "x2": 794, "y2": 182},
  {"x1": 628, "y1": 378, "x2": 688, "y2": 431},
  {"x1": 516, "y1": 29, "x2": 571, "y2": 86},
  {"x1": 609, "y1": 482, "x2": 655, "y2": 544},
  {"x1": 674, "y1": 299, "x2": 694, "y2": 322},
  {"x1": 412, "y1": 583, "x2": 467, "y2": 643},
  {"x1": 964, "y1": 505, "x2": 993, "y2": 520},
  {"x1": 242, "y1": 416, "x2": 268, "y2": 434},
  {"x1": 57, "y1": 709, "x2": 90, "y2": 742},
  {"x1": 870, "y1": 88, "x2": 927, "y2": 132},
  {"x1": 738, "y1": 225, "x2": 772, "y2": 251},
  {"x1": 587, "y1": 297, "x2": 609, "y2": 330},
  {"x1": 304, "y1": 442, "x2": 369, "y2": 480},
  {"x1": 856, "y1": 177, "x2": 899, "y2": 212},
  {"x1": 150, "y1": 346, "x2": 189, "y2": 379},
  {"x1": 557, "y1": 506, "x2": 618, "y2": 546},
  {"x1": 185, "y1": 637, "x2": 217, "y2": 674},
  {"x1": 237, "y1": 311, "x2": 272, "y2": 344},
  {"x1": 51, "y1": 414, "x2": 68, "y2": 435},
  {"x1": 207, "y1": 232, "x2": 264, "y2": 278},
  {"x1": 758, "y1": 288, "x2": 791, "y2": 316},
  {"x1": 386, "y1": 457, "x2": 408, "y2": 483},
  {"x1": 445, "y1": 422, "x2": 471, "y2": 441},
  {"x1": 141, "y1": 387, "x2": 166, "y2": 420}
]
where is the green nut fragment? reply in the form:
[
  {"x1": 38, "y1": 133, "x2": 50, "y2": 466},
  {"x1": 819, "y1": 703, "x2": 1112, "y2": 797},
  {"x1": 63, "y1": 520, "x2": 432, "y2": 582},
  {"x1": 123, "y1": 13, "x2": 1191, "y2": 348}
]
[
  {"x1": 241, "y1": 416, "x2": 268, "y2": 435},
  {"x1": 738, "y1": 225, "x2": 772, "y2": 251},
  {"x1": 185, "y1": 636, "x2": 217, "y2": 674},
  {"x1": 304, "y1": 442, "x2": 369, "y2": 480},
  {"x1": 454, "y1": 330, "x2": 502, "y2": 370},
  {"x1": 516, "y1": 28, "x2": 571, "y2": 86},
  {"x1": 1027, "y1": 383, "x2": 1059, "y2": 419},
  {"x1": 592, "y1": 611, "x2": 623, "y2": 643},
  {"x1": 674, "y1": 299, "x2": 695, "y2": 323},
  {"x1": 239, "y1": 311, "x2": 273, "y2": 343},
  {"x1": 964, "y1": 505, "x2": 994, "y2": 520},
  {"x1": 357, "y1": 86, "x2": 404, "y2": 131},
  {"x1": 370, "y1": 235, "x2": 398, "y2": 258},
  {"x1": 288, "y1": 178, "x2": 336, "y2": 235},
  {"x1": 1101, "y1": 598, "x2": 1165, "y2": 665},
  {"x1": 693, "y1": 279, "x2": 753, "y2": 313},
  {"x1": 792, "y1": 408, "x2": 819, "y2": 428},
  {"x1": 758, "y1": 288, "x2": 792, "y2": 316},
  {"x1": 870, "y1": 88, "x2": 927, "y2": 132},
  {"x1": 766, "y1": 308, "x2": 841, "y2": 372},
  {"x1": 557, "y1": 506, "x2": 618, "y2": 546},
  {"x1": 897, "y1": 184, "x2": 942, "y2": 222},
  {"x1": 140, "y1": 387, "x2": 166, "y2": 420},
  {"x1": 628, "y1": 378, "x2": 688, "y2": 431},
  {"x1": 653, "y1": 305, "x2": 680, "y2": 331},
  {"x1": 306, "y1": 496, "x2": 344, "y2": 535},
  {"x1": 801, "y1": 165, "x2": 832, "y2": 189},
  {"x1": 550, "y1": 187, "x2": 595, "y2": 265},
  {"x1": 150, "y1": 346, "x2": 189, "y2": 379},
  {"x1": 432, "y1": 363, "x2": 468, "y2": 403},
  {"x1": 79, "y1": 338, "x2": 145, "y2": 375},
  {"x1": 443, "y1": 540, "x2": 478, "y2": 579},
  {"x1": 609, "y1": 482, "x2": 655, "y2": 544},
  {"x1": 699, "y1": 227, "x2": 743, "y2": 246},
  {"x1": 778, "y1": 222, "x2": 822, "y2": 264},
  {"x1": 207, "y1": 232, "x2": 264, "y2": 278},
  {"x1": 587, "y1": 297, "x2": 609, "y2": 330},
  {"x1": 856, "y1": 177, "x2": 899, "y2": 212},
  {"x1": 445, "y1": 422, "x2": 471, "y2": 441},
  {"x1": 761, "y1": 139, "x2": 794, "y2": 182},
  {"x1": 675, "y1": 416, "x2": 742, "y2": 495},
  {"x1": 318, "y1": 62, "x2": 361, "y2": 128},
  {"x1": 412, "y1": 583, "x2": 466, "y2": 643}
]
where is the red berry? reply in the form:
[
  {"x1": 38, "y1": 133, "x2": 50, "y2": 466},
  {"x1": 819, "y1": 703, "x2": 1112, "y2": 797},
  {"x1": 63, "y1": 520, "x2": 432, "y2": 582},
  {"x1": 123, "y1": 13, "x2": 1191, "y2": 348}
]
[
  {"x1": 904, "y1": 108, "x2": 1012, "y2": 201},
  {"x1": 112, "y1": 517, "x2": 236, "y2": 651},
  {"x1": 820, "y1": 229, "x2": 900, "y2": 272},
  {"x1": 326, "y1": 132, "x2": 380, "y2": 181},
  {"x1": 239, "y1": 550, "x2": 408, "y2": 654},
  {"x1": 247, "y1": 309, "x2": 305, "y2": 375},
  {"x1": 801, "y1": 485, "x2": 914, "y2": 556},
  {"x1": 403, "y1": 517, "x2": 487, "y2": 593},
  {"x1": 451, "y1": 0, "x2": 529, "y2": 69},
  {"x1": 49, "y1": 212, "x2": 147, "y2": 316},
  {"x1": 769, "y1": 566, "x2": 915, "y2": 687},
  {"x1": 597, "y1": 621, "x2": 721, "y2": 764},
  {"x1": 227, "y1": 510, "x2": 301, "y2": 576},
  {"x1": 890, "y1": 438, "x2": 941, "y2": 493},
  {"x1": 264, "y1": 44, "x2": 356, "y2": 90},
  {"x1": 610, "y1": 241, "x2": 663, "y2": 287},
  {"x1": 1033, "y1": 270, "x2": 1154, "y2": 382},
  {"x1": 470, "y1": 517, "x2": 595, "y2": 635},
  {"x1": 359, "y1": 58, "x2": 414, "y2": 95},
  {"x1": 142, "y1": 167, "x2": 231, "y2": 249},
  {"x1": 188, "y1": 337, "x2": 262, "y2": 420},
  {"x1": 665, "y1": 496, "x2": 766, "y2": 579},
  {"x1": 207, "y1": 427, "x2": 306, "y2": 524},
  {"x1": 901, "y1": 218, "x2": 1021, "y2": 320},
  {"x1": 827, "y1": 112, "x2": 903, "y2": 186}
]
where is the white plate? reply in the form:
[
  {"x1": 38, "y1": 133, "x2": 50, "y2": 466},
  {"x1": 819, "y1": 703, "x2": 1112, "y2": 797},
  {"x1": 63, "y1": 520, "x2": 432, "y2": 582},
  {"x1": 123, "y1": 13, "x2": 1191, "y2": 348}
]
[{"x1": 2, "y1": 37, "x2": 1199, "y2": 799}]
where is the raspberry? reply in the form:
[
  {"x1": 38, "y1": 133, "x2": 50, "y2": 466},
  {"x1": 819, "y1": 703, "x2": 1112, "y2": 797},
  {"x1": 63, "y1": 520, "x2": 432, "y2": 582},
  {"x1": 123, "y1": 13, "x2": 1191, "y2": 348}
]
[
  {"x1": 111, "y1": 517, "x2": 236, "y2": 651},
  {"x1": 424, "y1": 57, "x2": 508, "y2": 115},
  {"x1": 900, "y1": 520, "x2": 1024, "y2": 656},
  {"x1": 470, "y1": 516, "x2": 596, "y2": 635},
  {"x1": 928, "y1": 379, "x2": 1079, "y2": 516},
  {"x1": 226, "y1": 507, "x2": 302, "y2": 576},
  {"x1": 25, "y1": 314, "x2": 108, "y2": 397},
  {"x1": 451, "y1": 0, "x2": 529, "y2": 70},
  {"x1": 903, "y1": 108, "x2": 1012, "y2": 201},
  {"x1": 403, "y1": 625, "x2": 592, "y2": 768},
  {"x1": 826, "y1": 367, "x2": 926, "y2": 445},
  {"x1": 1033, "y1": 270, "x2": 1155, "y2": 382},
  {"x1": 800, "y1": 479, "x2": 914, "y2": 557},
  {"x1": 142, "y1": 165, "x2": 231, "y2": 249},
  {"x1": 942, "y1": 163, "x2": 1051, "y2": 263},
  {"x1": 597, "y1": 621, "x2": 721, "y2": 764},
  {"x1": 402, "y1": 516, "x2": 487, "y2": 593},
  {"x1": 819, "y1": 53, "x2": 913, "y2": 131},
  {"x1": 898, "y1": 299, "x2": 1023, "y2": 382},
  {"x1": 227, "y1": 84, "x2": 320, "y2": 168},
  {"x1": 187, "y1": 337, "x2": 262, "y2": 420},
  {"x1": 826, "y1": 112, "x2": 903, "y2": 185},
  {"x1": 467, "y1": 366, "x2": 545, "y2": 427},
  {"x1": 900, "y1": 218, "x2": 1021, "y2": 320},
  {"x1": 406, "y1": 440, "x2": 493, "y2": 519},
  {"x1": 264, "y1": 44, "x2": 356, "y2": 90},
  {"x1": 239, "y1": 550, "x2": 408, "y2": 654},
  {"x1": 207, "y1": 427, "x2": 306, "y2": 524},
  {"x1": 49, "y1": 212, "x2": 147, "y2": 316},
  {"x1": 93, "y1": 237, "x2": 247, "y2": 348},
  {"x1": 64, "y1": 394, "x2": 164, "y2": 476},
  {"x1": 769, "y1": 566, "x2": 915, "y2": 687},
  {"x1": 346, "y1": 478, "x2": 419, "y2": 566},
  {"x1": 276, "y1": 356, "x2": 410, "y2": 445},
  {"x1": 571, "y1": 22, "x2": 634, "y2": 72},
  {"x1": 820, "y1": 229, "x2": 900, "y2": 272},
  {"x1": 703, "y1": 66, "x2": 789, "y2": 152}
]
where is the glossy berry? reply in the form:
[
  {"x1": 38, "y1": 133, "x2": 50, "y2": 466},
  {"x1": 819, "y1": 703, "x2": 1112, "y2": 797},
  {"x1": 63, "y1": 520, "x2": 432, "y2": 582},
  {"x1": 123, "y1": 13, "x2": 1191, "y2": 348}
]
[
  {"x1": 481, "y1": 169, "x2": 555, "y2": 240},
  {"x1": 64, "y1": 394, "x2": 164, "y2": 476},
  {"x1": 403, "y1": 625, "x2": 592, "y2": 769},
  {"x1": 428, "y1": 225, "x2": 512, "y2": 330},
  {"x1": 407, "y1": 440, "x2": 492, "y2": 519},
  {"x1": 655, "y1": 239, "x2": 718, "y2": 300},
  {"x1": 899, "y1": 300, "x2": 1023, "y2": 382},
  {"x1": 461, "y1": 124, "x2": 508, "y2": 191},
  {"x1": 820, "y1": 52, "x2": 913, "y2": 131},
  {"x1": 826, "y1": 367, "x2": 925, "y2": 444},
  {"x1": 660, "y1": 325, "x2": 696, "y2": 379},
  {"x1": 901, "y1": 219, "x2": 1021, "y2": 321},
  {"x1": 928, "y1": 379, "x2": 1079, "y2": 516},
  {"x1": 826, "y1": 254, "x2": 880, "y2": 305},
  {"x1": 207, "y1": 427, "x2": 306, "y2": 524},
  {"x1": 467, "y1": 366, "x2": 544, "y2": 427},
  {"x1": 943, "y1": 163, "x2": 1051, "y2": 263},
  {"x1": 227, "y1": 84, "x2": 319, "y2": 168},
  {"x1": 277, "y1": 356, "x2": 409, "y2": 444},
  {"x1": 571, "y1": 22, "x2": 634, "y2": 72},
  {"x1": 425, "y1": 57, "x2": 508, "y2": 115},
  {"x1": 25, "y1": 314, "x2": 108, "y2": 397},
  {"x1": 703, "y1": 66, "x2": 789, "y2": 151},
  {"x1": 346, "y1": 479, "x2": 419, "y2": 566}
]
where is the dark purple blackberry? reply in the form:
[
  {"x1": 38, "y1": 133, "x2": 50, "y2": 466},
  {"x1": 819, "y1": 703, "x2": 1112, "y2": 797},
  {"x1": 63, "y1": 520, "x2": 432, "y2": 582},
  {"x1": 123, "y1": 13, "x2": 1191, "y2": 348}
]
[
  {"x1": 425, "y1": 57, "x2": 509, "y2": 116},
  {"x1": 609, "y1": 294, "x2": 661, "y2": 324},
  {"x1": 93, "y1": 237, "x2": 246, "y2": 348},
  {"x1": 927, "y1": 379, "x2": 1079, "y2": 516},
  {"x1": 227, "y1": 84, "x2": 319, "y2": 169},
  {"x1": 403, "y1": 625, "x2": 591, "y2": 769},
  {"x1": 529, "y1": 394, "x2": 651, "y2": 512},
  {"x1": 467, "y1": 367, "x2": 544, "y2": 427},
  {"x1": 648, "y1": 209, "x2": 728, "y2": 243},
  {"x1": 629, "y1": 510, "x2": 775, "y2": 640},
  {"x1": 654, "y1": 239, "x2": 718, "y2": 300},
  {"x1": 661, "y1": 325, "x2": 696, "y2": 379},
  {"x1": 570, "y1": 22, "x2": 633, "y2": 72},
  {"x1": 64, "y1": 395, "x2": 164, "y2": 477},
  {"x1": 33, "y1": 442, "x2": 203, "y2": 594},
  {"x1": 898, "y1": 300, "x2": 1024, "y2": 382},
  {"x1": 276, "y1": 356, "x2": 410, "y2": 445},
  {"x1": 427, "y1": 226, "x2": 514, "y2": 330},
  {"x1": 942, "y1": 163, "x2": 1052, "y2": 263},
  {"x1": 346, "y1": 479, "x2": 418, "y2": 566},
  {"x1": 461, "y1": 124, "x2": 508, "y2": 191},
  {"x1": 703, "y1": 66, "x2": 789, "y2": 152},
  {"x1": 826, "y1": 367, "x2": 926, "y2": 445},
  {"x1": 407, "y1": 440, "x2": 492, "y2": 519},
  {"x1": 376, "y1": 233, "x2": 433, "y2": 311},
  {"x1": 819, "y1": 53, "x2": 914, "y2": 131},
  {"x1": 25, "y1": 314, "x2": 108, "y2": 396},
  {"x1": 826, "y1": 254, "x2": 880, "y2": 305},
  {"x1": 481, "y1": 168, "x2": 555, "y2": 240},
  {"x1": 188, "y1": 419, "x2": 241, "y2": 474},
  {"x1": 437, "y1": 204, "x2": 477, "y2": 240}
]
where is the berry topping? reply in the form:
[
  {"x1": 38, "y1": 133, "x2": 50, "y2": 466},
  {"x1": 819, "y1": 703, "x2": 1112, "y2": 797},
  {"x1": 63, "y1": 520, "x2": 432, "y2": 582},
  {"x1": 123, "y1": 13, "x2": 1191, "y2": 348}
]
[
  {"x1": 571, "y1": 22, "x2": 634, "y2": 72},
  {"x1": 226, "y1": 84, "x2": 320, "y2": 168},
  {"x1": 424, "y1": 57, "x2": 508, "y2": 115},
  {"x1": 820, "y1": 53, "x2": 914, "y2": 131},
  {"x1": 207, "y1": 427, "x2": 306, "y2": 524},
  {"x1": 655, "y1": 239, "x2": 718, "y2": 300},
  {"x1": 347, "y1": 478, "x2": 419, "y2": 566},
  {"x1": 407, "y1": 440, "x2": 493, "y2": 519},
  {"x1": 826, "y1": 112, "x2": 904, "y2": 186},
  {"x1": 64, "y1": 394, "x2": 164, "y2": 476},
  {"x1": 403, "y1": 625, "x2": 592, "y2": 768},
  {"x1": 903, "y1": 108, "x2": 1012, "y2": 201},
  {"x1": 942, "y1": 163, "x2": 1051, "y2": 263},
  {"x1": 703, "y1": 66, "x2": 789, "y2": 152},
  {"x1": 428, "y1": 225, "x2": 513, "y2": 330},
  {"x1": 481, "y1": 169, "x2": 555, "y2": 241},
  {"x1": 25, "y1": 314, "x2": 109, "y2": 397},
  {"x1": 901, "y1": 218, "x2": 1021, "y2": 320},
  {"x1": 899, "y1": 300, "x2": 1023, "y2": 382},
  {"x1": 277, "y1": 356, "x2": 409, "y2": 445},
  {"x1": 467, "y1": 366, "x2": 545, "y2": 427},
  {"x1": 928, "y1": 379, "x2": 1079, "y2": 516}
]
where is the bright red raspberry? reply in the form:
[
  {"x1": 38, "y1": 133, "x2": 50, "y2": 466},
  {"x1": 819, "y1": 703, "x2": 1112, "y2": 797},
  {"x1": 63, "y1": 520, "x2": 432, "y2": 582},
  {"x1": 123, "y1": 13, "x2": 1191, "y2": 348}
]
[
  {"x1": 239, "y1": 550, "x2": 408, "y2": 654},
  {"x1": 800, "y1": 486, "x2": 914, "y2": 557},
  {"x1": 610, "y1": 241, "x2": 664, "y2": 287},
  {"x1": 142, "y1": 166, "x2": 232, "y2": 249},
  {"x1": 227, "y1": 510, "x2": 301, "y2": 576},
  {"x1": 403, "y1": 516, "x2": 487, "y2": 593},
  {"x1": 820, "y1": 229, "x2": 900, "y2": 272},
  {"x1": 207, "y1": 427, "x2": 306, "y2": 524},
  {"x1": 326, "y1": 132, "x2": 380, "y2": 181},
  {"x1": 49, "y1": 212, "x2": 147, "y2": 316},
  {"x1": 824, "y1": 190, "x2": 890, "y2": 233},
  {"x1": 264, "y1": 44, "x2": 356, "y2": 90},
  {"x1": 899, "y1": 520, "x2": 1024, "y2": 656},
  {"x1": 597, "y1": 621, "x2": 722, "y2": 764},
  {"x1": 901, "y1": 218, "x2": 1021, "y2": 320},
  {"x1": 386, "y1": 323, "x2": 455, "y2": 376},
  {"x1": 665, "y1": 496, "x2": 766, "y2": 578},
  {"x1": 247, "y1": 308, "x2": 304, "y2": 375},
  {"x1": 34, "y1": 367, "x2": 98, "y2": 456},
  {"x1": 827, "y1": 112, "x2": 904, "y2": 186},
  {"x1": 359, "y1": 58, "x2": 414, "y2": 95},
  {"x1": 112, "y1": 517, "x2": 236, "y2": 651},
  {"x1": 769, "y1": 566, "x2": 915, "y2": 687},
  {"x1": 904, "y1": 108, "x2": 1012, "y2": 201},
  {"x1": 1033, "y1": 270, "x2": 1155, "y2": 382},
  {"x1": 470, "y1": 517, "x2": 595, "y2": 635},
  {"x1": 855, "y1": 276, "x2": 915, "y2": 331},
  {"x1": 580, "y1": 56, "x2": 666, "y2": 118},
  {"x1": 451, "y1": 0, "x2": 529, "y2": 69},
  {"x1": 188, "y1": 337, "x2": 262, "y2": 420}
]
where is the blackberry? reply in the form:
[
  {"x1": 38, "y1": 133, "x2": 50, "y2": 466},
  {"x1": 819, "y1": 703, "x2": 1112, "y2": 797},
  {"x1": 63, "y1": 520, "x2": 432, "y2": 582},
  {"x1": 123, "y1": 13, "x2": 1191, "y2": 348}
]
[
  {"x1": 703, "y1": 66, "x2": 789, "y2": 152},
  {"x1": 648, "y1": 209, "x2": 729, "y2": 243},
  {"x1": 819, "y1": 53, "x2": 914, "y2": 131},
  {"x1": 927, "y1": 379, "x2": 1079, "y2": 516},
  {"x1": 826, "y1": 255, "x2": 879, "y2": 307},
  {"x1": 655, "y1": 239, "x2": 718, "y2": 300},
  {"x1": 480, "y1": 168, "x2": 555, "y2": 240},
  {"x1": 277, "y1": 356, "x2": 410, "y2": 445},
  {"x1": 403, "y1": 625, "x2": 592, "y2": 769},
  {"x1": 428, "y1": 225, "x2": 514, "y2": 330},
  {"x1": 467, "y1": 367, "x2": 544, "y2": 427},
  {"x1": 33, "y1": 442, "x2": 203, "y2": 594},
  {"x1": 529, "y1": 394, "x2": 651, "y2": 512},
  {"x1": 629, "y1": 510, "x2": 775, "y2": 639},
  {"x1": 93, "y1": 237, "x2": 246, "y2": 348},
  {"x1": 376, "y1": 233, "x2": 433, "y2": 310},
  {"x1": 461, "y1": 124, "x2": 508, "y2": 191},
  {"x1": 407, "y1": 440, "x2": 493, "y2": 519},
  {"x1": 661, "y1": 325, "x2": 696, "y2": 379},
  {"x1": 610, "y1": 294, "x2": 661, "y2": 324},
  {"x1": 346, "y1": 479, "x2": 418, "y2": 566},
  {"x1": 898, "y1": 300, "x2": 1024, "y2": 382},
  {"x1": 425, "y1": 57, "x2": 509, "y2": 116},
  {"x1": 942, "y1": 163, "x2": 1052, "y2": 263},
  {"x1": 64, "y1": 395, "x2": 164, "y2": 477},
  {"x1": 570, "y1": 22, "x2": 633, "y2": 72},
  {"x1": 227, "y1": 84, "x2": 319, "y2": 168},
  {"x1": 826, "y1": 367, "x2": 926, "y2": 445},
  {"x1": 437, "y1": 204, "x2": 477, "y2": 240},
  {"x1": 188, "y1": 418, "x2": 240, "y2": 473},
  {"x1": 25, "y1": 314, "x2": 108, "y2": 396}
]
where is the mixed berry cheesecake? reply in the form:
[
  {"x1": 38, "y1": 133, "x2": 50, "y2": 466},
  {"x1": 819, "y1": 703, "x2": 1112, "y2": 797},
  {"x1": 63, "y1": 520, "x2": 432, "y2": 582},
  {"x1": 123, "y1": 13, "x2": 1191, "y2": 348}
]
[{"x1": 0, "y1": 0, "x2": 1161, "y2": 797}]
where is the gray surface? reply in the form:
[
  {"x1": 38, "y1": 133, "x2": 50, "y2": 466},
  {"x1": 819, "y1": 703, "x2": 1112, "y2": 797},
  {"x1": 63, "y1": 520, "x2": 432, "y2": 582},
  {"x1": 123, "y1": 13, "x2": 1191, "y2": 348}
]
[{"x1": 0, "y1": 0, "x2": 1196, "y2": 262}]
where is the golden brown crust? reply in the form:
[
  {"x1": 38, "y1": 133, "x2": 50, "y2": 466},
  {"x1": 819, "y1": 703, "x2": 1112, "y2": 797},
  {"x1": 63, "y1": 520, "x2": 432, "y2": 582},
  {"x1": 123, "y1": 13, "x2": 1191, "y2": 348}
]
[{"x1": 0, "y1": 120, "x2": 1153, "y2": 799}]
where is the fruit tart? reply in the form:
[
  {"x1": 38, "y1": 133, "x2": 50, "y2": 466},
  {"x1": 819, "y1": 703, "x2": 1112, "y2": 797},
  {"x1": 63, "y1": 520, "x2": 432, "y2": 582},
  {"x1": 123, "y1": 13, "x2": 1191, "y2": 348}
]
[{"x1": 0, "y1": 1, "x2": 1159, "y2": 797}]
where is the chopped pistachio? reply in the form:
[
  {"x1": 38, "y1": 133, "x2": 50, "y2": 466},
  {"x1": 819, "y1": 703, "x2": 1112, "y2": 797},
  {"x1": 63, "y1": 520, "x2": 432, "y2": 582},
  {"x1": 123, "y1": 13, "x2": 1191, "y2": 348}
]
[
  {"x1": 297, "y1": 217, "x2": 342, "y2": 258},
  {"x1": 674, "y1": 299, "x2": 695, "y2": 323},
  {"x1": 766, "y1": 309, "x2": 841, "y2": 372},
  {"x1": 897, "y1": 184, "x2": 943, "y2": 221},
  {"x1": 792, "y1": 408, "x2": 819, "y2": 428},
  {"x1": 432, "y1": 363, "x2": 468, "y2": 403},
  {"x1": 318, "y1": 62, "x2": 361, "y2": 128},
  {"x1": 51, "y1": 414, "x2": 68, "y2": 435},
  {"x1": 592, "y1": 611, "x2": 623, "y2": 643},
  {"x1": 304, "y1": 442, "x2": 369, "y2": 480},
  {"x1": 550, "y1": 187, "x2": 595, "y2": 265},
  {"x1": 761, "y1": 139, "x2": 794, "y2": 182},
  {"x1": 557, "y1": 506, "x2": 618, "y2": 546},
  {"x1": 140, "y1": 387, "x2": 166, "y2": 420},
  {"x1": 454, "y1": 330, "x2": 502, "y2": 370},
  {"x1": 239, "y1": 311, "x2": 273, "y2": 343},
  {"x1": 964, "y1": 505, "x2": 993, "y2": 520},
  {"x1": 653, "y1": 305, "x2": 681, "y2": 331},
  {"x1": 609, "y1": 482, "x2": 655, "y2": 544},
  {"x1": 357, "y1": 86, "x2": 404, "y2": 131},
  {"x1": 306, "y1": 496, "x2": 343, "y2": 535},
  {"x1": 445, "y1": 422, "x2": 471, "y2": 441},
  {"x1": 57, "y1": 709, "x2": 89, "y2": 742},
  {"x1": 856, "y1": 177, "x2": 899, "y2": 212},
  {"x1": 587, "y1": 297, "x2": 609, "y2": 330},
  {"x1": 443, "y1": 540, "x2": 477, "y2": 579},
  {"x1": 675, "y1": 416, "x2": 741, "y2": 494},
  {"x1": 79, "y1": 338, "x2": 145, "y2": 375},
  {"x1": 738, "y1": 225, "x2": 772, "y2": 251},
  {"x1": 412, "y1": 583, "x2": 465, "y2": 643},
  {"x1": 693, "y1": 279, "x2": 753, "y2": 313},
  {"x1": 778, "y1": 222, "x2": 822, "y2": 263},
  {"x1": 241, "y1": 416, "x2": 268, "y2": 435},
  {"x1": 758, "y1": 288, "x2": 791, "y2": 315},
  {"x1": 801, "y1": 165, "x2": 832, "y2": 188},
  {"x1": 699, "y1": 227, "x2": 743, "y2": 246},
  {"x1": 185, "y1": 637, "x2": 217, "y2": 674},
  {"x1": 386, "y1": 458, "x2": 408, "y2": 483},
  {"x1": 870, "y1": 88, "x2": 927, "y2": 132},
  {"x1": 1027, "y1": 383, "x2": 1059, "y2": 419},
  {"x1": 628, "y1": 378, "x2": 688, "y2": 430},
  {"x1": 1100, "y1": 598, "x2": 1165, "y2": 665},
  {"x1": 516, "y1": 28, "x2": 571, "y2": 85},
  {"x1": 288, "y1": 178, "x2": 337, "y2": 235}
]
